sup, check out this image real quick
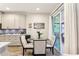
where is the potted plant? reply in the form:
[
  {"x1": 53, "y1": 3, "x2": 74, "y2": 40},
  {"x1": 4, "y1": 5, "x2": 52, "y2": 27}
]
[{"x1": 37, "y1": 31, "x2": 42, "y2": 39}]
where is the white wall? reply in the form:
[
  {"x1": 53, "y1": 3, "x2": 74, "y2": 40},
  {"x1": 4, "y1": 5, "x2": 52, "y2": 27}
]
[{"x1": 26, "y1": 13, "x2": 49, "y2": 39}]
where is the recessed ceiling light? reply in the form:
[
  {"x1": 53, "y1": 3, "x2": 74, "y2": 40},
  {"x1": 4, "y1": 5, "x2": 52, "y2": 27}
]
[
  {"x1": 6, "y1": 7, "x2": 10, "y2": 10},
  {"x1": 36, "y1": 8, "x2": 40, "y2": 11}
]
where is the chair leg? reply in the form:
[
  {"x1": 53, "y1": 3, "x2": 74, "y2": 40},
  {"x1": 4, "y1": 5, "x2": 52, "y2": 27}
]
[
  {"x1": 50, "y1": 47, "x2": 52, "y2": 51},
  {"x1": 23, "y1": 48, "x2": 25, "y2": 56},
  {"x1": 52, "y1": 47, "x2": 54, "y2": 55},
  {"x1": 32, "y1": 49, "x2": 34, "y2": 56}
]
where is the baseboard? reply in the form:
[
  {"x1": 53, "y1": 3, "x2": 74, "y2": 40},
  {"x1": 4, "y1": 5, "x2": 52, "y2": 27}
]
[
  {"x1": 33, "y1": 54, "x2": 46, "y2": 56},
  {"x1": 8, "y1": 45, "x2": 22, "y2": 47}
]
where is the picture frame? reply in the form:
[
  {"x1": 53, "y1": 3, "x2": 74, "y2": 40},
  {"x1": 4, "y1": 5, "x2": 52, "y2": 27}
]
[{"x1": 34, "y1": 23, "x2": 45, "y2": 29}]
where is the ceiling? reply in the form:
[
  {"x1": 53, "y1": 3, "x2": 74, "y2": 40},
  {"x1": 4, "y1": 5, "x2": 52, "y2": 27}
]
[{"x1": 0, "y1": 3, "x2": 60, "y2": 13}]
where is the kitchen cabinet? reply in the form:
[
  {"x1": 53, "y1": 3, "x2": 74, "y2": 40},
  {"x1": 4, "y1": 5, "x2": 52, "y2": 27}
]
[
  {"x1": 0, "y1": 35, "x2": 21, "y2": 46},
  {"x1": 14, "y1": 14, "x2": 26, "y2": 28},
  {"x1": 2, "y1": 14, "x2": 15, "y2": 28},
  {"x1": 2, "y1": 14, "x2": 26, "y2": 29},
  {"x1": 14, "y1": 15, "x2": 19, "y2": 28},
  {"x1": 19, "y1": 15, "x2": 26, "y2": 28},
  {"x1": 0, "y1": 35, "x2": 5, "y2": 42}
]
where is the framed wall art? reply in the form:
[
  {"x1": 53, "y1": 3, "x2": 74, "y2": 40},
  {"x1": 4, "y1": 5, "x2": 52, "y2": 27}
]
[{"x1": 34, "y1": 23, "x2": 45, "y2": 29}]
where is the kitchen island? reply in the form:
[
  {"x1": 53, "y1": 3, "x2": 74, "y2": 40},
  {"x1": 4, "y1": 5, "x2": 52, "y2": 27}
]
[{"x1": 0, "y1": 42, "x2": 10, "y2": 56}]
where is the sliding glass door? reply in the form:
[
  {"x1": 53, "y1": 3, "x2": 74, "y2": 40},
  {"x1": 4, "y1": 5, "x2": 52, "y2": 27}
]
[
  {"x1": 60, "y1": 10, "x2": 64, "y2": 54},
  {"x1": 53, "y1": 13, "x2": 60, "y2": 51},
  {"x1": 52, "y1": 10, "x2": 64, "y2": 54}
]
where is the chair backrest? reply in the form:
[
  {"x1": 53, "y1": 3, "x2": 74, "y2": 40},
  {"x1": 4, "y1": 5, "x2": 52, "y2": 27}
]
[
  {"x1": 25, "y1": 35, "x2": 31, "y2": 43},
  {"x1": 20, "y1": 35, "x2": 27, "y2": 48},
  {"x1": 25, "y1": 35, "x2": 31, "y2": 39},
  {"x1": 33, "y1": 40, "x2": 47, "y2": 55}
]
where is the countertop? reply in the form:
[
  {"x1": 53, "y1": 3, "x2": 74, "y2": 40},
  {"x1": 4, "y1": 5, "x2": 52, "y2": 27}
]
[{"x1": 0, "y1": 42, "x2": 10, "y2": 48}]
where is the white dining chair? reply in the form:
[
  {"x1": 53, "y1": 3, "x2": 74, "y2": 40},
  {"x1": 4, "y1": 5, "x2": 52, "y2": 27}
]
[
  {"x1": 20, "y1": 35, "x2": 33, "y2": 56},
  {"x1": 33, "y1": 40, "x2": 47, "y2": 56}
]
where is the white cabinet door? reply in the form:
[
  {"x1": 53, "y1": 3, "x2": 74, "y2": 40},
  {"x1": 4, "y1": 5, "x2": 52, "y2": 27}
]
[
  {"x1": 12, "y1": 35, "x2": 21, "y2": 45},
  {"x1": 19, "y1": 15, "x2": 26, "y2": 28},
  {"x1": 14, "y1": 15, "x2": 20, "y2": 28},
  {"x1": 2, "y1": 15, "x2": 9, "y2": 28},
  {"x1": 4, "y1": 35, "x2": 21, "y2": 45},
  {"x1": 8, "y1": 15, "x2": 15, "y2": 28},
  {"x1": 14, "y1": 15, "x2": 26, "y2": 29},
  {"x1": 2, "y1": 14, "x2": 15, "y2": 29},
  {"x1": 2, "y1": 14, "x2": 26, "y2": 29},
  {"x1": 0, "y1": 35, "x2": 5, "y2": 42}
]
